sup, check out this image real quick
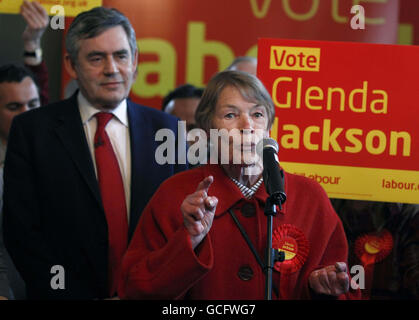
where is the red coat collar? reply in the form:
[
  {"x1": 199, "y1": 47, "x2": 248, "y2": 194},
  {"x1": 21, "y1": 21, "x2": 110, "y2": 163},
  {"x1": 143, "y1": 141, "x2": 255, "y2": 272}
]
[{"x1": 201, "y1": 164, "x2": 287, "y2": 216}]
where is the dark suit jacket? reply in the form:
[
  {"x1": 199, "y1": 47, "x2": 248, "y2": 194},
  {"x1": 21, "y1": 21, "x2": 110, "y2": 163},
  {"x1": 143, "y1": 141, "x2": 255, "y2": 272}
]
[{"x1": 2, "y1": 94, "x2": 188, "y2": 299}]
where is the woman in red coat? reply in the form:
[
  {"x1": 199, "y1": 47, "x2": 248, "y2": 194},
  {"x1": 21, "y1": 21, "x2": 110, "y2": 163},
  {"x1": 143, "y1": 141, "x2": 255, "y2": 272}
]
[{"x1": 119, "y1": 71, "x2": 360, "y2": 300}]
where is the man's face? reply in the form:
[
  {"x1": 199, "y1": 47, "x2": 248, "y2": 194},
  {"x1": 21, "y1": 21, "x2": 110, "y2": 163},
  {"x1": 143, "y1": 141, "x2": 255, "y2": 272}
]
[
  {"x1": 170, "y1": 97, "x2": 200, "y2": 131},
  {"x1": 0, "y1": 77, "x2": 40, "y2": 143},
  {"x1": 65, "y1": 26, "x2": 138, "y2": 110}
]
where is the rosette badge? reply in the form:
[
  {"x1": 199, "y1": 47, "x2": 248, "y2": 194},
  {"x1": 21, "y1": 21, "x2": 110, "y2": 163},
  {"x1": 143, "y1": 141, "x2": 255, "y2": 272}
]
[
  {"x1": 273, "y1": 224, "x2": 309, "y2": 274},
  {"x1": 355, "y1": 229, "x2": 393, "y2": 265}
]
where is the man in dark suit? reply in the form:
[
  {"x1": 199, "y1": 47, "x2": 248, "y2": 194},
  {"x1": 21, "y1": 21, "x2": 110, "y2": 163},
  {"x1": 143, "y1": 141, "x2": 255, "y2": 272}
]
[{"x1": 2, "y1": 7, "x2": 187, "y2": 299}]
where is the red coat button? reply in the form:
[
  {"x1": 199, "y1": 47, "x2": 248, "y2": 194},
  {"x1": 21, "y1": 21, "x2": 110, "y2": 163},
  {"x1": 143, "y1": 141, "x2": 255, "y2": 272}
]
[
  {"x1": 241, "y1": 203, "x2": 256, "y2": 217},
  {"x1": 237, "y1": 265, "x2": 254, "y2": 281}
]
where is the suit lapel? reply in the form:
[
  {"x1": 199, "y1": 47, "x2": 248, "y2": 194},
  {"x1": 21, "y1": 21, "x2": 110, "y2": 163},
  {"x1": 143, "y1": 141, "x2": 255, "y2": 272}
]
[
  {"x1": 127, "y1": 100, "x2": 147, "y2": 239},
  {"x1": 54, "y1": 97, "x2": 151, "y2": 236},
  {"x1": 53, "y1": 94, "x2": 102, "y2": 208}
]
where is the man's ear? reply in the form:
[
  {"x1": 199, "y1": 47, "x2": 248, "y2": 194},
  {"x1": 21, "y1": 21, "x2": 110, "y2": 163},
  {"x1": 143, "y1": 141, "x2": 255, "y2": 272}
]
[
  {"x1": 64, "y1": 54, "x2": 78, "y2": 80},
  {"x1": 132, "y1": 49, "x2": 139, "y2": 81},
  {"x1": 132, "y1": 49, "x2": 138, "y2": 70},
  {"x1": 132, "y1": 49, "x2": 138, "y2": 73}
]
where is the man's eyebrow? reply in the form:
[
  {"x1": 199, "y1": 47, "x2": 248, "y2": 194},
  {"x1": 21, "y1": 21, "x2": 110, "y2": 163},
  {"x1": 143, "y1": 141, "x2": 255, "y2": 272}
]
[
  {"x1": 5, "y1": 98, "x2": 39, "y2": 108},
  {"x1": 86, "y1": 49, "x2": 129, "y2": 58},
  {"x1": 28, "y1": 98, "x2": 40, "y2": 104},
  {"x1": 86, "y1": 51, "x2": 106, "y2": 58},
  {"x1": 114, "y1": 49, "x2": 129, "y2": 55},
  {"x1": 5, "y1": 102, "x2": 22, "y2": 107}
]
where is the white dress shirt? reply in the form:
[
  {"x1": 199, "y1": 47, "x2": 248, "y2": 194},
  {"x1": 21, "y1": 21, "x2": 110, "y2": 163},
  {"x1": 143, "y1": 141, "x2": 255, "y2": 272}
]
[{"x1": 78, "y1": 92, "x2": 131, "y2": 221}]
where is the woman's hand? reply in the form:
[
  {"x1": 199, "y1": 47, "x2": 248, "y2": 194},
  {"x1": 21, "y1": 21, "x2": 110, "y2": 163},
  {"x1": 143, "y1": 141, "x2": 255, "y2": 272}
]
[
  {"x1": 181, "y1": 176, "x2": 218, "y2": 250},
  {"x1": 308, "y1": 262, "x2": 350, "y2": 296}
]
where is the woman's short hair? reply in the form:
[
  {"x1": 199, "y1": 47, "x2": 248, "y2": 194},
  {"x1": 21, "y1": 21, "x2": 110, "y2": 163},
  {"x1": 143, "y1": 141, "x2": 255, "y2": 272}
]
[{"x1": 195, "y1": 70, "x2": 275, "y2": 132}]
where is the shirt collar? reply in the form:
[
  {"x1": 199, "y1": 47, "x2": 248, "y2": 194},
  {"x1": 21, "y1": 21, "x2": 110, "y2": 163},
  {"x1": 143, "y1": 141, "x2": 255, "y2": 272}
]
[
  {"x1": 77, "y1": 91, "x2": 128, "y2": 127},
  {"x1": 202, "y1": 164, "x2": 287, "y2": 216},
  {"x1": 230, "y1": 176, "x2": 263, "y2": 199}
]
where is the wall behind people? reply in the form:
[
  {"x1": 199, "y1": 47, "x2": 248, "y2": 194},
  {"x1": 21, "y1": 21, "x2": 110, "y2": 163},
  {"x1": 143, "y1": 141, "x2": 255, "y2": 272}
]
[
  {"x1": 0, "y1": 13, "x2": 63, "y2": 103},
  {"x1": 398, "y1": 0, "x2": 419, "y2": 45},
  {"x1": 59, "y1": 0, "x2": 404, "y2": 109},
  {"x1": 2, "y1": 1, "x2": 418, "y2": 109}
]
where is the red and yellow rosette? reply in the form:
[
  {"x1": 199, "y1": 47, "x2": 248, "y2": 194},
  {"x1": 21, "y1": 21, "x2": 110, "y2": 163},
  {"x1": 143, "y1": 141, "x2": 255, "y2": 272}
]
[
  {"x1": 354, "y1": 229, "x2": 393, "y2": 299},
  {"x1": 354, "y1": 229, "x2": 393, "y2": 266},
  {"x1": 272, "y1": 224, "x2": 309, "y2": 274}
]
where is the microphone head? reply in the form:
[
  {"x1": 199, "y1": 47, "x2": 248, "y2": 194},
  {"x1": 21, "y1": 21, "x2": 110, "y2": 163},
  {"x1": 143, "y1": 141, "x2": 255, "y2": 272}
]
[{"x1": 256, "y1": 138, "x2": 279, "y2": 157}]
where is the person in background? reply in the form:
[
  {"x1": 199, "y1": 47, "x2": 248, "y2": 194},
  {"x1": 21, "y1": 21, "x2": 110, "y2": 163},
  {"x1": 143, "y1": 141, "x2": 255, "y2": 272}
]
[
  {"x1": 0, "y1": 66, "x2": 40, "y2": 300},
  {"x1": 0, "y1": 0, "x2": 49, "y2": 300},
  {"x1": 3, "y1": 7, "x2": 187, "y2": 300},
  {"x1": 0, "y1": 0, "x2": 48, "y2": 166},
  {"x1": 0, "y1": 65, "x2": 40, "y2": 166},
  {"x1": 119, "y1": 70, "x2": 360, "y2": 300},
  {"x1": 227, "y1": 56, "x2": 257, "y2": 76},
  {"x1": 162, "y1": 84, "x2": 204, "y2": 133},
  {"x1": 21, "y1": 0, "x2": 49, "y2": 106},
  {"x1": 331, "y1": 199, "x2": 419, "y2": 299}
]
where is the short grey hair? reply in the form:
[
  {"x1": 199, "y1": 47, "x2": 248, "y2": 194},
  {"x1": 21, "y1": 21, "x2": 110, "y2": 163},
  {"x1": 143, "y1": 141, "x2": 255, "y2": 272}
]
[
  {"x1": 227, "y1": 56, "x2": 257, "y2": 71},
  {"x1": 65, "y1": 7, "x2": 137, "y2": 63},
  {"x1": 195, "y1": 70, "x2": 275, "y2": 132}
]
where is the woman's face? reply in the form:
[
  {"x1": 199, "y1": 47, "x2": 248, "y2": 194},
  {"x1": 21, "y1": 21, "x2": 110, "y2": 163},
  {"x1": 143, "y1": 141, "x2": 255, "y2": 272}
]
[{"x1": 210, "y1": 85, "x2": 269, "y2": 168}]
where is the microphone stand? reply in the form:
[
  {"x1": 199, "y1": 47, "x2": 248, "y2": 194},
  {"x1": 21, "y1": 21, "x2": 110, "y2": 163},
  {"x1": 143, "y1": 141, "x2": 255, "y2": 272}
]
[{"x1": 264, "y1": 170, "x2": 286, "y2": 300}]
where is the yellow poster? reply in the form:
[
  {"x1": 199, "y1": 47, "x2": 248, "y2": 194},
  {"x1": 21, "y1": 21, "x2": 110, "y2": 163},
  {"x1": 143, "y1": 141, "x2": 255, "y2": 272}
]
[
  {"x1": 282, "y1": 162, "x2": 419, "y2": 205},
  {"x1": 259, "y1": 38, "x2": 419, "y2": 205},
  {"x1": 0, "y1": 0, "x2": 102, "y2": 17}
]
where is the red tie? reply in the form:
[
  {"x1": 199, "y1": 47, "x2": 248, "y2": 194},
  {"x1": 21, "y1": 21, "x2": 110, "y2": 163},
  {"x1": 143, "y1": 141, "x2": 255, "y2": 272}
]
[{"x1": 94, "y1": 112, "x2": 128, "y2": 297}]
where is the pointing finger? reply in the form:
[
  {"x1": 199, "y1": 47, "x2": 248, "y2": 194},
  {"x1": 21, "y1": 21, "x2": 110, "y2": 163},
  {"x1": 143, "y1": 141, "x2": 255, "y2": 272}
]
[{"x1": 195, "y1": 176, "x2": 214, "y2": 193}]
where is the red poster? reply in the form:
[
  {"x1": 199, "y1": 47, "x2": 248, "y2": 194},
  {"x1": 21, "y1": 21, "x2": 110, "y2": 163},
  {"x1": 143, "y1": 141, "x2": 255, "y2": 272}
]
[{"x1": 257, "y1": 37, "x2": 419, "y2": 204}]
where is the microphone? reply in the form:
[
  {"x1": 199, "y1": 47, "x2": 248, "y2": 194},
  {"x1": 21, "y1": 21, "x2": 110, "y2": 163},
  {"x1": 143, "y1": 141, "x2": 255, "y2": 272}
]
[{"x1": 256, "y1": 138, "x2": 286, "y2": 206}]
